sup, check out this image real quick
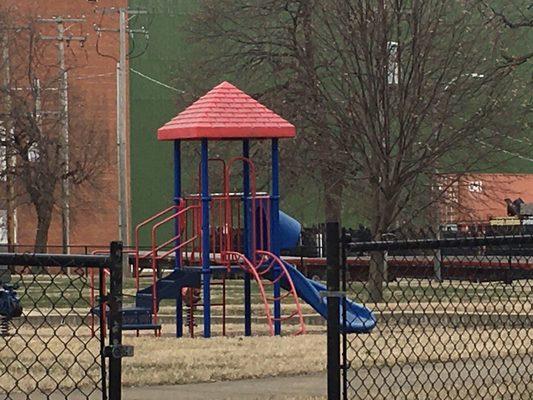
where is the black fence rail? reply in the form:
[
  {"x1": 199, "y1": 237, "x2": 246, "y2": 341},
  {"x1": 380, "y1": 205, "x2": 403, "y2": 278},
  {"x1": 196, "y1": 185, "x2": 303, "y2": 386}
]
[
  {"x1": 0, "y1": 243, "x2": 124, "y2": 400},
  {"x1": 330, "y1": 230, "x2": 532, "y2": 400}
]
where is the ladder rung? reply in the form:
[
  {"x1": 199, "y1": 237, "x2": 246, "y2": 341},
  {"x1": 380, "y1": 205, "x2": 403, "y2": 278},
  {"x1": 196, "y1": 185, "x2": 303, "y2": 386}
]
[
  {"x1": 194, "y1": 302, "x2": 225, "y2": 308},
  {"x1": 272, "y1": 311, "x2": 299, "y2": 322}
]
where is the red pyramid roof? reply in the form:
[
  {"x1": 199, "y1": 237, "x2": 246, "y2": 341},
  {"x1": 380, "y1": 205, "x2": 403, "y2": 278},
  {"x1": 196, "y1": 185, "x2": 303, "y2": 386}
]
[{"x1": 157, "y1": 81, "x2": 296, "y2": 141}]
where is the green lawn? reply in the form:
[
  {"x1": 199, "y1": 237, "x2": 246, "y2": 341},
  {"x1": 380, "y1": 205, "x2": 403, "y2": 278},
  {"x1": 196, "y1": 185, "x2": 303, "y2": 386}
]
[{"x1": 9, "y1": 273, "x2": 531, "y2": 316}]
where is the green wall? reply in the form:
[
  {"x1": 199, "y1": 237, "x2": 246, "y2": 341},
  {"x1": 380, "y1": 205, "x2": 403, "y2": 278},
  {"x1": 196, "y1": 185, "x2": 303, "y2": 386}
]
[
  {"x1": 129, "y1": 0, "x2": 198, "y2": 245},
  {"x1": 129, "y1": 1, "x2": 532, "y2": 242},
  {"x1": 127, "y1": 0, "x2": 322, "y2": 245}
]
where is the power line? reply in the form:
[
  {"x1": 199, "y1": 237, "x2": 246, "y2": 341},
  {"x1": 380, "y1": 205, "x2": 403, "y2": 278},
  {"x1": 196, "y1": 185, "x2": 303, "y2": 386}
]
[
  {"x1": 73, "y1": 72, "x2": 114, "y2": 80},
  {"x1": 476, "y1": 139, "x2": 533, "y2": 163},
  {"x1": 130, "y1": 68, "x2": 184, "y2": 93}
]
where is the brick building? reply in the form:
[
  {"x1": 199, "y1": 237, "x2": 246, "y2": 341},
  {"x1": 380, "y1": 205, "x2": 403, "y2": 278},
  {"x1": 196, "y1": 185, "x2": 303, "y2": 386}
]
[
  {"x1": 1, "y1": 0, "x2": 127, "y2": 252},
  {"x1": 440, "y1": 173, "x2": 533, "y2": 224}
]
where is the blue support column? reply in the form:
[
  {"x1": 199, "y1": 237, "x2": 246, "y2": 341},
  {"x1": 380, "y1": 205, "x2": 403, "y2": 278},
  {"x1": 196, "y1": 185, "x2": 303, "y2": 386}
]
[
  {"x1": 173, "y1": 140, "x2": 183, "y2": 338},
  {"x1": 271, "y1": 139, "x2": 281, "y2": 335},
  {"x1": 201, "y1": 139, "x2": 211, "y2": 338},
  {"x1": 242, "y1": 140, "x2": 252, "y2": 336}
]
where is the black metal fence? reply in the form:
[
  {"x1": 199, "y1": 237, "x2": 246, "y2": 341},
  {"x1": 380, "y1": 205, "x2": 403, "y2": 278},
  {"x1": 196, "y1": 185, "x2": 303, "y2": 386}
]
[
  {"x1": 0, "y1": 243, "x2": 125, "y2": 400},
  {"x1": 327, "y1": 228, "x2": 532, "y2": 400}
]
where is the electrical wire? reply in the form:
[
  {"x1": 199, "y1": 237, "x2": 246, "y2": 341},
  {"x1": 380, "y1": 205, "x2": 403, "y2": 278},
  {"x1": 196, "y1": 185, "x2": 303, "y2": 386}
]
[
  {"x1": 94, "y1": 9, "x2": 118, "y2": 62},
  {"x1": 475, "y1": 139, "x2": 533, "y2": 163},
  {"x1": 73, "y1": 72, "x2": 114, "y2": 80},
  {"x1": 129, "y1": 68, "x2": 184, "y2": 93}
]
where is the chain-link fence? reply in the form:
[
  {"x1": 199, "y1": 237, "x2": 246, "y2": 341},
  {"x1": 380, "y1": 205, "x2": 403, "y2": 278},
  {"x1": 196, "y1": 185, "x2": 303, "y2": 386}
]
[
  {"x1": 0, "y1": 247, "x2": 123, "y2": 400},
  {"x1": 341, "y1": 232, "x2": 532, "y2": 400}
]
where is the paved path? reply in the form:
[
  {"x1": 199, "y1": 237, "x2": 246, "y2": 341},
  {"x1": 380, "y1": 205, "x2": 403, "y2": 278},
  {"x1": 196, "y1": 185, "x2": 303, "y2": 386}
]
[
  {"x1": 124, "y1": 354, "x2": 531, "y2": 400},
  {"x1": 7, "y1": 373, "x2": 326, "y2": 400},
  {"x1": 7, "y1": 374, "x2": 326, "y2": 400},
  {"x1": 347, "y1": 354, "x2": 531, "y2": 399},
  {"x1": 7, "y1": 354, "x2": 531, "y2": 399},
  {"x1": 124, "y1": 373, "x2": 326, "y2": 400}
]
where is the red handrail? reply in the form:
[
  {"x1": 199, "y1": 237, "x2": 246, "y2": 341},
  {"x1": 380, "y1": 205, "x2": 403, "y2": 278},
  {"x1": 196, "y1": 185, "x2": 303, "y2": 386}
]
[
  {"x1": 134, "y1": 203, "x2": 183, "y2": 289},
  {"x1": 223, "y1": 251, "x2": 274, "y2": 336},
  {"x1": 255, "y1": 250, "x2": 306, "y2": 335},
  {"x1": 149, "y1": 205, "x2": 201, "y2": 330},
  {"x1": 158, "y1": 236, "x2": 199, "y2": 260}
]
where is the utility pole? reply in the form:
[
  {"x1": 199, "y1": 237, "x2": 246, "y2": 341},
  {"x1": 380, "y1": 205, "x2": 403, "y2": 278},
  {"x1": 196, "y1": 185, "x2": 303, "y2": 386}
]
[
  {"x1": 95, "y1": 8, "x2": 148, "y2": 278},
  {"x1": 39, "y1": 17, "x2": 86, "y2": 254}
]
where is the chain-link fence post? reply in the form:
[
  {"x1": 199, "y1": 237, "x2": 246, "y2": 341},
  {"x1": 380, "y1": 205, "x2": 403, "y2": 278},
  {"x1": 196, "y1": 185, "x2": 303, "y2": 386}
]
[
  {"x1": 326, "y1": 221, "x2": 341, "y2": 400},
  {"x1": 108, "y1": 241, "x2": 123, "y2": 400}
]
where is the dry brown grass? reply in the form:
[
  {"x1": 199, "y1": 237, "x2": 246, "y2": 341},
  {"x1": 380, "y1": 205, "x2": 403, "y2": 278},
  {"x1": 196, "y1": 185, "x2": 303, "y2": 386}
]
[
  {"x1": 1, "y1": 323, "x2": 531, "y2": 394},
  {"x1": 122, "y1": 331, "x2": 327, "y2": 387},
  {"x1": 0, "y1": 326, "x2": 101, "y2": 394},
  {"x1": 121, "y1": 325, "x2": 531, "y2": 388},
  {"x1": 346, "y1": 326, "x2": 531, "y2": 369}
]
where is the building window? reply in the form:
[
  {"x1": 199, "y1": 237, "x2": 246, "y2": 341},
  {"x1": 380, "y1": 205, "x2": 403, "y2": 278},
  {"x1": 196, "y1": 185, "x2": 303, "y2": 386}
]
[
  {"x1": 387, "y1": 41, "x2": 399, "y2": 85},
  {"x1": 468, "y1": 181, "x2": 483, "y2": 193},
  {"x1": 0, "y1": 121, "x2": 7, "y2": 181},
  {"x1": 0, "y1": 209, "x2": 7, "y2": 244}
]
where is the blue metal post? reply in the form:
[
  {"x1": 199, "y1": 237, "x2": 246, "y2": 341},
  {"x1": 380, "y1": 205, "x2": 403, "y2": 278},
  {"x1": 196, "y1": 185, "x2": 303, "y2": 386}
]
[
  {"x1": 271, "y1": 139, "x2": 281, "y2": 335},
  {"x1": 173, "y1": 140, "x2": 183, "y2": 338},
  {"x1": 242, "y1": 139, "x2": 252, "y2": 336},
  {"x1": 201, "y1": 139, "x2": 211, "y2": 338}
]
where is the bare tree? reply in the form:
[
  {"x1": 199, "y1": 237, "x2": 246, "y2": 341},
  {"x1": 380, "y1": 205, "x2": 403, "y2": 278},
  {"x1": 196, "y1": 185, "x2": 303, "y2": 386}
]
[
  {"x1": 0, "y1": 13, "x2": 107, "y2": 253},
  {"x1": 482, "y1": 1, "x2": 533, "y2": 67},
  {"x1": 179, "y1": 0, "x2": 351, "y2": 223},
  {"x1": 184, "y1": 0, "x2": 528, "y2": 299}
]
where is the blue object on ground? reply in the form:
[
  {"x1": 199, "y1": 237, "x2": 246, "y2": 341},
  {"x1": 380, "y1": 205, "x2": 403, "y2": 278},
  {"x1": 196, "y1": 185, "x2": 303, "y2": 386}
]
[{"x1": 0, "y1": 284, "x2": 22, "y2": 319}]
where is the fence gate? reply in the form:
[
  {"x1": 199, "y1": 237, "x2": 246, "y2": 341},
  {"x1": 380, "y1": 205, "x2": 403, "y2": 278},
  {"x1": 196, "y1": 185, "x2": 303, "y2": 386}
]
[
  {"x1": 328, "y1": 230, "x2": 533, "y2": 400},
  {"x1": 0, "y1": 241, "x2": 128, "y2": 400}
]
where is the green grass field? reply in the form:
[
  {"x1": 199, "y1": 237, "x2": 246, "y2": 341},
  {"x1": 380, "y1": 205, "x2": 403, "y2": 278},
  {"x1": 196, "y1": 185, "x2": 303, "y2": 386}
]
[{"x1": 12, "y1": 273, "x2": 531, "y2": 315}]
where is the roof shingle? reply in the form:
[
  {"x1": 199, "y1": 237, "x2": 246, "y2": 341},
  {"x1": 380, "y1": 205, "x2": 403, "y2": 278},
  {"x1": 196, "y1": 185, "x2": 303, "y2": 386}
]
[{"x1": 157, "y1": 81, "x2": 296, "y2": 141}]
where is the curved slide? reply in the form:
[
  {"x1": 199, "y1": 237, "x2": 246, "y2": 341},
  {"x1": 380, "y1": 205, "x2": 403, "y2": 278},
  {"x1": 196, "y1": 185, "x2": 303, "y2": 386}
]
[
  {"x1": 280, "y1": 260, "x2": 376, "y2": 333},
  {"x1": 273, "y1": 211, "x2": 376, "y2": 333}
]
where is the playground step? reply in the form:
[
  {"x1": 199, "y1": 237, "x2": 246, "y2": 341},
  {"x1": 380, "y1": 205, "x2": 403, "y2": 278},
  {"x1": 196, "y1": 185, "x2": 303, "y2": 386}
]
[
  {"x1": 135, "y1": 293, "x2": 154, "y2": 310},
  {"x1": 123, "y1": 323, "x2": 162, "y2": 331},
  {"x1": 122, "y1": 307, "x2": 153, "y2": 326},
  {"x1": 90, "y1": 306, "x2": 157, "y2": 327}
]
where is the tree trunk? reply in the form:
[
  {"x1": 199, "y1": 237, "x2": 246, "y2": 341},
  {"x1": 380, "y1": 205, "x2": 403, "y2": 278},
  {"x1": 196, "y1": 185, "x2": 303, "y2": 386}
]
[
  {"x1": 34, "y1": 201, "x2": 53, "y2": 254},
  {"x1": 323, "y1": 174, "x2": 344, "y2": 224},
  {"x1": 368, "y1": 250, "x2": 386, "y2": 302},
  {"x1": 32, "y1": 201, "x2": 53, "y2": 274},
  {"x1": 366, "y1": 185, "x2": 391, "y2": 302}
]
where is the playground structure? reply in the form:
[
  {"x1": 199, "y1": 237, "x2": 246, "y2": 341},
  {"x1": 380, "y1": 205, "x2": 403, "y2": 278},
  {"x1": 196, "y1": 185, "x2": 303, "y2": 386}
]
[{"x1": 113, "y1": 82, "x2": 375, "y2": 338}]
